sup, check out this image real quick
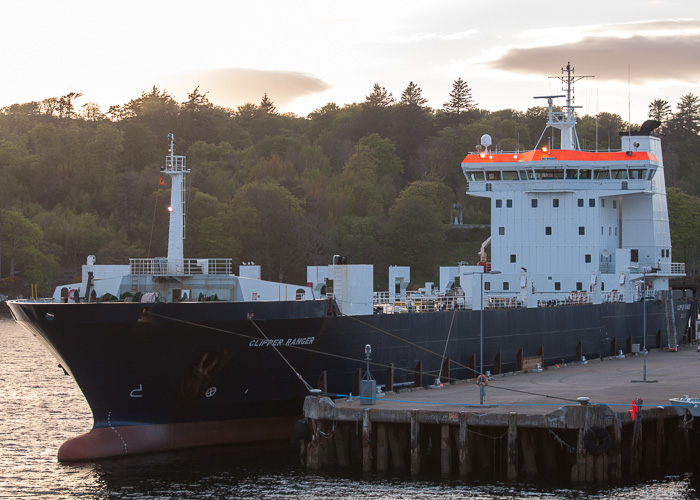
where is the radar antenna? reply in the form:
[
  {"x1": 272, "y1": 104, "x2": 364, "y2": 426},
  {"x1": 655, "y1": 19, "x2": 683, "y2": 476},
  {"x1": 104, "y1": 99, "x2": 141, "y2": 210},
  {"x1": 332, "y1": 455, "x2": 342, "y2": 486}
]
[{"x1": 533, "y1": 62, "x2": 594, "y2": 150}]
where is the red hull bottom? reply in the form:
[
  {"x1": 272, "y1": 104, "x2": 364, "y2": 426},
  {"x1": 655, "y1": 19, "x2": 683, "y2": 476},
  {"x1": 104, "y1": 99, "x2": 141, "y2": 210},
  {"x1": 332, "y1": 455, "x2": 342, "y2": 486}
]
[{"x1": 57, "y1": 415, "x2": 300, "y2": 461}]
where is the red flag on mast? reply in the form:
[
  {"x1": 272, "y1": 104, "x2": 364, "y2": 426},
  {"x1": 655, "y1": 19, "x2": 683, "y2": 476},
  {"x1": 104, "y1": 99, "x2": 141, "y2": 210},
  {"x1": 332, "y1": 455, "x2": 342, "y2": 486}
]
[{"x1": 159, "y1": 176, "x2": 167, "y2": 186}]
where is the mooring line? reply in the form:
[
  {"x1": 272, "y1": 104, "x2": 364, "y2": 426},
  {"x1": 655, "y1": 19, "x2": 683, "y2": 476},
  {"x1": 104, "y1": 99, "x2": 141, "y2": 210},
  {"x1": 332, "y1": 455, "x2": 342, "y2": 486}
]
[
  {"x1": 339, "y1": 312, "x2": 580, "y2": 402},
  {"x1": 150, "y1": 312, "x2": 442, "y2": 381},
  {"x1": 150, "y1": 311, "x2": 580, "y2": 402},
  {"x1": 340, "y1": 312, "x2": 478, "y2": 375},
  {"x1": 247, "y1": 317, "x2": 316, "y2": 393},
  {"x1": 437, "y1": 308, "x2": 458, "y2": 383}
]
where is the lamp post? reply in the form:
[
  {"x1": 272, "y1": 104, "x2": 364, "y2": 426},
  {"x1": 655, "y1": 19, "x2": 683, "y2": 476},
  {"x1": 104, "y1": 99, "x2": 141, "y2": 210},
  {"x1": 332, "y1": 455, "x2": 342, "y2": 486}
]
[
  {"x1": 478, "y1": 269, "x2": 501, "y2": 404},
  {"x1": 641, "y1": 266, "x2": 648, "y2": 382},
  {"x1": 628, "y1": 265, "x2": 649, "y2": 382}
]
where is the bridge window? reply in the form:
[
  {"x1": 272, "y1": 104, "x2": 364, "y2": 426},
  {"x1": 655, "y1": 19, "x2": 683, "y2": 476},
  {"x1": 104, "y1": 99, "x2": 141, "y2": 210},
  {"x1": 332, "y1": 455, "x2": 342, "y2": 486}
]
[
  {"x1": 594, "y1": 170, "x2": 610, "y2": 179},
  {"x1": 612, "y1": 169, "x2": 628, "y2": 179},
  {"x1": 579, "y1": 169, "x2": 591, "y2": 179},
  {"x1": 534, "y1": 169, "x2": 564, "y2": 179},
  {"x1": 467, "y1": 171, "x2": 485, "y2": 182},
  {"x1": 629, "y1": 169, "x2": 647, "y2": 179},
  {"x1": 486, "y1": 171, "x2": 501, "y2": 181},
  {"x1": 502, "y1": 171, "x2": 519, "y2": 180}
]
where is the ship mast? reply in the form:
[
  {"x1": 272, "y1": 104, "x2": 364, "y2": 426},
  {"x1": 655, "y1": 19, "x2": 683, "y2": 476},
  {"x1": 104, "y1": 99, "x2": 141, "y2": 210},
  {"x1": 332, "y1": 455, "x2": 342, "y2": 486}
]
[
  {"x1": 535, "y1": 62, "x2": 594, "y2": 150},
  {"x1": 162, "y1": 133, "x2": 190, "y2": 273}
]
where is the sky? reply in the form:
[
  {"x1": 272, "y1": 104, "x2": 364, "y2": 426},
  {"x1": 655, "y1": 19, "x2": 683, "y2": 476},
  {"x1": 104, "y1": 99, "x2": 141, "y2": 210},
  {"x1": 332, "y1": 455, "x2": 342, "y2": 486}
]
[{"x1": 3, "y1": 0, "x2": 700, "y2": 125}]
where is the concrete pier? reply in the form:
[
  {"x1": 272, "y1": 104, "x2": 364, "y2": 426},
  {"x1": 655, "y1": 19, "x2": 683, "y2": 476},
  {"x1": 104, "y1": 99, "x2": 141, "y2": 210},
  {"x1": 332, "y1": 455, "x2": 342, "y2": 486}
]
[{"x1": 301, "y1": 344, "x2": 700, "y2": 482}]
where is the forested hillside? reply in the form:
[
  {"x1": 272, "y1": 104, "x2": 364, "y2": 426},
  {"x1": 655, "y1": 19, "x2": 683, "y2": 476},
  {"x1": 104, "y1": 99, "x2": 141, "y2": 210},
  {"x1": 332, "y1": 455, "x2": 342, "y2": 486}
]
[{"x1": 0, "y1": 82, "x2": 699, "y2": 296}]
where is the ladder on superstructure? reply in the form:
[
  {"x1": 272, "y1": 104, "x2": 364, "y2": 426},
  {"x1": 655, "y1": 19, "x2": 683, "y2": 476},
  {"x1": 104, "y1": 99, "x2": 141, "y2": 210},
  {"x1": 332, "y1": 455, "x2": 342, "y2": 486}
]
[{"x1": 664, "y1": 292, "x2": 678, "y2": 351}]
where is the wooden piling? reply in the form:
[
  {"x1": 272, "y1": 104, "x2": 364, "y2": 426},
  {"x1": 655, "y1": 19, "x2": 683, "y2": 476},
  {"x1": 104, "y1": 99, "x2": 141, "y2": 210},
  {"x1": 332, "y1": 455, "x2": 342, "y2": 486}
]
[
  {"x1": 387, "y1": 424, "x2": 406, "y2": 470},
  {"x1": 441, "y1": 424, "x2": 452, "y2": 476},
  {"x1": 335, "y1": 422, "x2": 350, "y2": 467},
  {"x1": 410, "y1": 410, "x2": 420, "y2": 475},
  {"x1": 385, "y1": 363, "x2": 394, "y2": 392},
  {"x1": 414, "y1": 362, "x2": 423, "y2": 388},
  {"x1": 458, "y1": 411, "x2": 472, "y2": 476},
  {"x1": 362, "y1": 409, "x2": 373, "y2": 472},
  {"x1": 519, "y1": 428, "x2": 538, "y2": 478},
  {"x1": 377, "y1": 423, "x2": 388, "y2": 472},
  {"x1": 655, "y1": 407, "x2": 665, "y2": 469},
  {"x1": 610, "y1": 412, "x2": 622, "y2": 479},
  {"x1": 507, "y1": 412, "x2": 518, "y2": 480}
]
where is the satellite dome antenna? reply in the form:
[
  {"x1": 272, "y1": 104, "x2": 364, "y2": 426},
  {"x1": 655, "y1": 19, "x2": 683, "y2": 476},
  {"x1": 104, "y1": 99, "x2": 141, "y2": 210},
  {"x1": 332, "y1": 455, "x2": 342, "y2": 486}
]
[{"x1": 480, "y1": 134, "x2": 492, "y2": 153}]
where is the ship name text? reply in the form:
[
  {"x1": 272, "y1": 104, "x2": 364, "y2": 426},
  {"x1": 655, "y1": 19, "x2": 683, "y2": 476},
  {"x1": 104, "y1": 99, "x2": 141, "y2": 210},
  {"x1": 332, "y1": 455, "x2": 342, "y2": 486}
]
[{"x1": 249, "y1": 336, "x2": 315, "y2": 348}]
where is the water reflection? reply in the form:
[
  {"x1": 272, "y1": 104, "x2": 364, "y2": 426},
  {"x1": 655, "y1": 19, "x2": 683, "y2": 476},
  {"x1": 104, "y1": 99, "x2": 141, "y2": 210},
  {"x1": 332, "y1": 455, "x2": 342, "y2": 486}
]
[{"x1": 3, "y1": 316, "x2": 700, "y2": 500}]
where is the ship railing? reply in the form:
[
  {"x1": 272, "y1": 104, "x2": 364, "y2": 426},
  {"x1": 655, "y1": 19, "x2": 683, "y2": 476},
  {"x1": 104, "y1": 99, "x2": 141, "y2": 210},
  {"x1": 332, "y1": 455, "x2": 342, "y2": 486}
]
[
  {"x1": 631, "y1": 261, "x2": 685, "y2": 277},
  {"x1": 373, "y1": 291, "x2": 467, "y2": 313},
  {"x1": 486, "y1": 295, "x2": 523, "y2": 309},
  {"x1": 667, "y1": 262, "x2": 686, "y2": 275},
  {"x1": 599, "y1": 262, "x2": 616, "y2": 274},
  {"x1": 130, "y1": 258, "x2": 233, "y2": 276},
  {"x1": 537, "y1": 291, "x2": 596, "y2": 307},
  {"x1": 632, "y1": 288, "x2": 656, "y2": 301}
]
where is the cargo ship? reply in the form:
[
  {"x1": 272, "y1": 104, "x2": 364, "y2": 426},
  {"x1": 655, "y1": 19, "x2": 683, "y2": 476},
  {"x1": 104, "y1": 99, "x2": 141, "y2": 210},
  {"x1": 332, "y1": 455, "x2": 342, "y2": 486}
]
[{"x1": 8, "y1": 64, "x2": 693, "y2": 460}]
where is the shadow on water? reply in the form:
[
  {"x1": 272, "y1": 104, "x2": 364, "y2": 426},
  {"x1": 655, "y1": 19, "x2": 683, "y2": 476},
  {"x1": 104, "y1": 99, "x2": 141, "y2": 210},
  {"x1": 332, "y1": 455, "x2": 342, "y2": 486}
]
[{"x1": 56, "y1": 439, "x2": 700, "y2": 500}]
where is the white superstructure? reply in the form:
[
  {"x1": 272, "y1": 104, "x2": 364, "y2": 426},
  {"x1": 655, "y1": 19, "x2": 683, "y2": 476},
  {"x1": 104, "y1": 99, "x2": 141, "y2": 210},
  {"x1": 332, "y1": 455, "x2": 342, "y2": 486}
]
[{"x1": 460, "y1": 63, "x2": 684, "y2": 307}]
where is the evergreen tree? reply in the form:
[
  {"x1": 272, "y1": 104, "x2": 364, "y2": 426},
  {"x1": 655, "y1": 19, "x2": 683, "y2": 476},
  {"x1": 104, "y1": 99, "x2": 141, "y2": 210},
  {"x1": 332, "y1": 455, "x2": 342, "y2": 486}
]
[
  {"x1": 673, "y1": 93, "x2": 700, "y2": 133},
  {"x1": 364, "y1": 83, "x2": 394, "y2": 108},
  {"x1": 260, "y1": 93, "x2": 278, "y2": 114},
  {"x1": 648, "y1": 99, "x2": 672, "y2": 123},
  {"x1": 185, "y1": 86, "x2": 211, "y2": 110},
  {"x1": 443, "y1": 78, "x2": 476, "y2": 124},
  {"x1": 400, "y1": 81, "x2": 427, "y2": 108}
]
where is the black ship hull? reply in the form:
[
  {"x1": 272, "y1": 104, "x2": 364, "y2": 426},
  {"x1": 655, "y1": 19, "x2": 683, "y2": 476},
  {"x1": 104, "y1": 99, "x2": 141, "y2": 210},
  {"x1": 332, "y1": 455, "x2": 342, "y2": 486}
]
[{"x1": 8, "y1": 291, "x2": 693, "y2": 460}]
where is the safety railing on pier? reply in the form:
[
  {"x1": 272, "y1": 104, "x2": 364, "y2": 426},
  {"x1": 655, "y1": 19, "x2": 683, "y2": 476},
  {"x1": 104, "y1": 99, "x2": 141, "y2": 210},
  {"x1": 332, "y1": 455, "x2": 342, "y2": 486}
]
[{"x1": 130, "y1": 258, "x2": 232, "y2": 276}]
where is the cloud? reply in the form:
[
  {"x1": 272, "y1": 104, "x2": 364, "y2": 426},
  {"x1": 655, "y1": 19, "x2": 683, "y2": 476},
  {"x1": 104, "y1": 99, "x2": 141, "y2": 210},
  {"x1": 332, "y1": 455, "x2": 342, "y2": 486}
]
[
  {"x1": 484, "y1": 21, "x2": 700, "y2": 84},
  {"x1": 166, "y1": 68, "x2": 332, "y2": 110},
  {"x1": 403, "y1": 30, "x2": 478, "y2": 42}
]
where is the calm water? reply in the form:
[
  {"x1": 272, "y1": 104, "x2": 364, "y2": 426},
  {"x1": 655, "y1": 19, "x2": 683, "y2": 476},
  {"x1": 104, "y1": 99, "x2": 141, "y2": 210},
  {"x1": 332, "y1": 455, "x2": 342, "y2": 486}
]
[{"x1": 2, "y1": 315, "x2": 700, "y2": 499}]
